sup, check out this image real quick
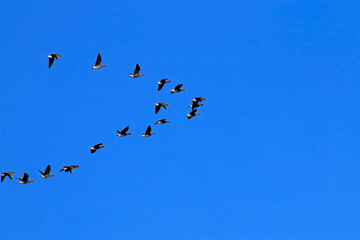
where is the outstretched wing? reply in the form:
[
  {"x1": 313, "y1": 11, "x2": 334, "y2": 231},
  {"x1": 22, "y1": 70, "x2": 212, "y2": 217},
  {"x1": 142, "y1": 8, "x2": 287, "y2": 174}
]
[
  {"x1": 175, "y1": 84, "x2": 183, "y2": 91},
  {"x1": 45, "y1": 165, "x2": 51, "y2": 175},
  {"x1": 145, "y1": 125, "x2": 152, "y2": 135},
  {"x1": 94, "y1": 143, "x2": 103, "y2": 148},
  {"x1": 155, "y1": 105, "x2": 160, "y2": 114},
  {"x1": 23, "y1": 173, "x2": 29, "y2": 181},
  {"x1": 121, "y1": 126, "x2": 130, "y2": 134},
  {"x1": 1, "y1": 175, "x2": 4, "y2": 182},
  {"x1": 158, "y1": 83, "x2": 164, "y2": 91},
  {"x1": 39, "y1": 170, "x2": 44, "y2": 175},
  {"x1": 134, "y1": 63, "x2": 140, "y2": 74},
  {"x1": 48, "y1": 58, "x2": 55, "y2": 69},
  {"x1": 95, "y1": 53, "x2": 102, "y2": 66}
]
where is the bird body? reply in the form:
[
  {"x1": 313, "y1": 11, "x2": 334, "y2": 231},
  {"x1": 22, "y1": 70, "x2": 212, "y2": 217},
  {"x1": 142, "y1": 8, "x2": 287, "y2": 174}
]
[
  {"x1": 156, "y1": 79, "x2": 171, "y2": 91},
  {"x1": 91, "y1": 53, "x2": 106, "y2": 69},
  {"x1": 155, "y1": 118, "x2": 171, "y2": 125},
  {"x1": 186, "y1": 109, "x2": 200, "y2": 119},
  {"x1": 90, "y1": 143, "x2": 105, "y2": 154},
  {"x1": 39, "y1": 165, "x2": 55, "y2": 178},
  {"x1": 60, "y1": 165, "x2": 80, "y2": 174},
  {"x1": 46, "y1": 53, "x2": 63, "y2": 69},
  {"x1": 155, "y1": 102, "x2": 169, "y2": 114},
  {"x1": 189, "y1": 101, "x2": 204, "y2": 110},
  {"x1": 1, "y1": 171, "x2": 15, "y2": 182},
  {"x1": 170, "y1": 84, "x2": 186, "y2": 94},
  {"x1": 192, "y1": 96, "x2": 207, "y2": 102},
  {"x1": 129, "y1": 63, "x2": 145, "y2": 78},
  {"x1": 141, "y1": 125, "x2": 156, "y2": 137},
  {"x1": 16, "y1": 173, "x2": 34, "y2": 184},
  {"x1": 117, "y1": 126, "x2": 132, "y2": 137}
]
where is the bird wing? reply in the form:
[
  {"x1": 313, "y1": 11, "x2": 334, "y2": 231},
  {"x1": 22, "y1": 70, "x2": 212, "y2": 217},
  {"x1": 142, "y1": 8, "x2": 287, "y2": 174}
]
[
  {"x1": 1, "y1": 175, "x2": 4, "y2": 182},
  {"x1": 175, "y1": 84, "x2": 183, "y2": 91},
  {"x1": 94, "y1": 143, "x2": 103, "y2": 148},
  {"x1": 158, "y1": 84, "x2": 164, "y2": 91},
  {"x1": 45, "y1": 165, "x2": 51, "y2": 175},
  {"x1": 160, "y1": 79, "x2": 167, "y2": 83},
  {"x1": 117, "y1": 130, "x2": 121, "y2": 134},
  {"x1": 23, "y1": 173, "x2": 29, "y2": 181},
  {"x1": 134, "y1": 63, "x2": 140, "y2": 74},
  {"x1": 8, "y1": 173, "x2": 13, "y2": 180},
  {"x1": 155, "y1": 105, "x2": 160, "y2": 114},
  {"x1": 191, "y1": 109, "x2": 197, "y2": 115},
  {"x1": 122, "y1": 126, "x2": 129, "y2": 134},
  {"x1": 159, "y1": 103, "x2": 167, "y2": 109},
  {"x1": 95, "y1": 53, "x2": 102, "y2": 66},
  {"x1": 145, "y1": 125, "x2": 151, "y2": 134},
  {"x1": 48, "y1": 58, "x2": 55, "y2": 69},
  {"x1": 70, "y1": 168, "x2": 73, "y2": 173},
  {"x1": 39, "y1": 170, "x2": 44, "y2": 175},
  {"x1": 60, "y1": 167, "x2": 65, "y2": 172},
  {"x1": 91, "y1": 149, "x2": 96, "y2": 154}
]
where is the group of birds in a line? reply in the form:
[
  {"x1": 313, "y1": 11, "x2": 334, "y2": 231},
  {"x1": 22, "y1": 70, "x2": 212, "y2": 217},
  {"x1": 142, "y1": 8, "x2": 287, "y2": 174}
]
[{"x1": 1, "y1": 53, "x2": 207, "y2": 185}]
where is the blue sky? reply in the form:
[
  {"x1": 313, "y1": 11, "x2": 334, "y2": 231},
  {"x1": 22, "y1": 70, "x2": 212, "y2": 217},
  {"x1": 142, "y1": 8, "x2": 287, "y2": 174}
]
[{"x1": 1, "y1": 0, "x2": 360, "y2": 239}]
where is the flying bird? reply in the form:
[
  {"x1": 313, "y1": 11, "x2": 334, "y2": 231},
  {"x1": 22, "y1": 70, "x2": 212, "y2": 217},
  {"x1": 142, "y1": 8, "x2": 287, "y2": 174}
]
[
  {"x1": 60, "y1": 165, "x2": 80, "y2": 174},
  {"x1": 16, "y1": 173, "x2": 34, "y2": 184},
  {"x1": 1, "y1": 171, "x2": 15, "y2": 182},
  {"x1": 156, "y1": 79, "x2": 171, "y2": 91},
  {"x1": 129, "y1": 63, "x2": 145, "y2": 78},
  {"x1": 46, "y1": 53, "x2": 63, "y2": 69},
  {"x1": 116, "y1": 126, "x2": 132, "y2": 137},
  {"x1": 155, "y1": 118, "x2": 171, "y2": 125},
  {"x1": 89, "y1": 143, "x2": 105, "y2": 154},
  {"x1": 141, "y1": 125, "x2": 156, "y2": 137},
  {"x1": 186, "y1": 109, "x2": 200, "y2": 119},
  {"x1": 192, "y1": 96, "x2": 207, "y2": 102},
  {"x1": 91, "y1": 53, "x2": 106, "y2": 69},
  {"x1": 39, "y1": 165, "x2": 55, "y2": 178},
  {"x1": 188, "y1": 101, "x2": 204, "y2": 110},
  {"x1": 170, "y1": 84, "x2": 186, "y2": 94},
  {"x1": 155, "y1": 102, "x2": 169, "y2": 114}
]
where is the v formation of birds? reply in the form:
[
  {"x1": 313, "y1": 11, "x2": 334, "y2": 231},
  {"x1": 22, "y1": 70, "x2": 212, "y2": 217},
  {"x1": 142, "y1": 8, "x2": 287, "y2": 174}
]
[{"x1": 1, "y1": 53, "x2": 207, "y2": 185}]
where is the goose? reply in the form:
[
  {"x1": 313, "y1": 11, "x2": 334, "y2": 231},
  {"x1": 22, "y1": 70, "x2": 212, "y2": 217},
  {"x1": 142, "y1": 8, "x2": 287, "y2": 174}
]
[
  {"x1": 116, "y1": 126, "x2": 132, "y2": 137},
  {"x1": 188, "y1": 101, "x2": 204, "y2": 110},
  {"x1": 155, "y1": 118, "x2": 171, "y2": 125},
  {"x1": 16, "y1": 173, "x2": 34, "y2": 184},
  {"x1": 192, "y1": 96, "x2": 207, "y2": 102},
  {"x1": 155, "y1": 102, "x2": 169, "y2": 114},
  {"x1": 141, "y1": 125, "x2": 156, "y2": 137},
  {"x1": 46, "y1": 53, "x2": 63, "y2": 69},
  {"x1": 156, "y1": 79, "x2": 171, "y2": 91},
  {"x1": 129, "y1": 63, "x2": 145, "y2": 78},
  {"x1": 186, "y1": 109, "x2": 200, "y2": 119},
  {"x1": 170, "y1": 84, "x2": 186, "y2": 94},
  {"x1": 60, "y1": 165, "x2": 80, "y2": 174},
  {"x1": 90, "y1": 143, "x2": 105, "y2": 154},
  {"x1": 39, "y1": 165, "x2": 55, "y2": 178},
  {"x1": 1, "y1": 171, "x2": 15, "y2": 182},
  {"x1": 91, "y1": 53, "x2": 106, "y2": 69}
]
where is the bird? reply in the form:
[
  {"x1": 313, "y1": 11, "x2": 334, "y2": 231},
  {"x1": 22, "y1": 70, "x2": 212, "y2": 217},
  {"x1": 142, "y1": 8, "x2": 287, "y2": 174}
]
[
  {"x1": 156, "y1": 79, "x2": 171, "y2": 91},
  {"x1": 192, "y1": 96, "x2": 207, "y2": 102},
  {"x1": 155, "y1": 102, "x2": 169, "y2": 114},
  {"x1": 39, "y1": 165, "x2": 55, "y2": 178},
  {"x1": 116, "y1": 126, "x2": 132, "y2": 137},
  {"x1": 170, "y1": 84, "x2": 186, "y2": 94},
  {"x1": 16, "y1": 173, "x2": 34, "y2": 184},
  {"x1": 188, "y1": 101, "x2": 204, "y2": 110},
  {"x1": 141, "y1": 125, "x2": 156, "y2": 137},
  {"x1": 186, "y1": 109, "x2": 200, "y2": 119},
  {"x1": 91, "y1": 53, "x2": 106, "y2": 69},
  {"x1": 155, "y1": 118, "x2": 171, "y2": 125},
  {"x1": 46, "y1": 53, "x2": 63, "y2": 69},
  {"x1": 89, "y1": 143, "x2": 105, "y2": 154},
  {"x1": 129, "y1": 63, "x2": 145, "y2": 78},
  {"x1": 1, "y1": 171, "x2": 15, "y2": 182},
  {"x1": 60, "y1": 165, "x2": 80, "y2": 174}
]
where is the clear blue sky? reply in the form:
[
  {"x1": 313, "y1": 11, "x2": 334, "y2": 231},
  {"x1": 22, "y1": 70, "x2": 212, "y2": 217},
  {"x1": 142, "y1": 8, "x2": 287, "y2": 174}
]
[{"x1": 1, "y1": 0, "x2": 360, "y2": 239}]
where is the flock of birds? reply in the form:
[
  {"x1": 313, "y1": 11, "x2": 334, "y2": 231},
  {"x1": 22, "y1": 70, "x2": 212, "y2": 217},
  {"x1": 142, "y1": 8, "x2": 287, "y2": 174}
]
[{"x1": 1, "y1": 53, "x2": 207, "y2": 185}]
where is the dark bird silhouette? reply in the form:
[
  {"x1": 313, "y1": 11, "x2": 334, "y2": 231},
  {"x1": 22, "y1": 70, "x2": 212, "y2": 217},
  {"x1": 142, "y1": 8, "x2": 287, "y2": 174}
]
[
  {"x1": 60, "y1": 165, "x2": 80, "y2": 174},
  {"x1": 116, "y1": 126, "x2": 132, "y2": 137},
  {"x1": 188, "y1": 101, "x2": 204, "y2": 110},
  {"x1": 129, "y1": 63, "x2": 145, "y2": 78},
  {"x1": 155, "y1": 118, "x2": 171, "y2": 125},
  {"x1": 156, "y1": 79, "x2": 171, "y2": 91},
  {"x1": 1, "y1": 171, "x2": 15, "y2": 182},
  {"x1": 16, "y1": 173, "x2": 34, "y2": 184},
  {"x1": 39, "y1": 165, "x2": 55, "y2": 178},
  {"x1": 186, "y1": 109, "x2": 200, "y2": 119},
  {"x1": 155, "y1": 102, "x2": 169, "y2": 114},
  {"x1": 192, "y1": 96, "x2": 207, "y2": 102},
  {"x1": 89, "y1": 143, "x2": 105, "y2": 154},
  {"x1": 46, "y1": 53, "x2": 63, "y2": 69},
  {"x1": 91, "y1": 53, "x2": 106, "y2": 69},
  {"x1": 141, "y1": 125, "x2": 156, "y2": 137},
  {"x1": 170, "y1": 84, "x2": 186, "y2": 94}
]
